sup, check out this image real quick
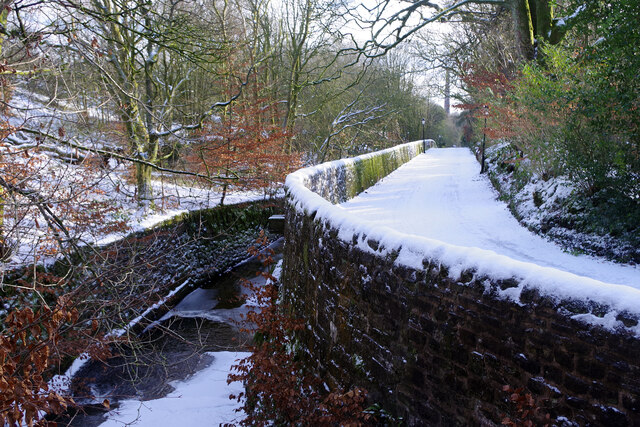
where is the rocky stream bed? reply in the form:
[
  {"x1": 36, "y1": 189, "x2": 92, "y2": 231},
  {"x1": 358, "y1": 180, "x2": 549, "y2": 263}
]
[{"x1": 42, "y1": 200, "x2": 283, "y2": 426}]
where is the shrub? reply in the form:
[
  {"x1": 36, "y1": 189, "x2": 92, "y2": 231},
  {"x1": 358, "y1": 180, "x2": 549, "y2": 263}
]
[
  {"x1": 470, "y1": 41, "x2": 639, "y2": 201},
  {"x1": 1, "y1": 298, "x2": 80, "y2": 426},
  {"x1": 228, "y1": 235, "x2": 372, "y2": 426}
]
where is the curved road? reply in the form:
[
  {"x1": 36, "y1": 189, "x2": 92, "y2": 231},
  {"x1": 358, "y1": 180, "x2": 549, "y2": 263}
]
[{"x1": 340, "y1": 148, "x2": 640, "y2": 289}]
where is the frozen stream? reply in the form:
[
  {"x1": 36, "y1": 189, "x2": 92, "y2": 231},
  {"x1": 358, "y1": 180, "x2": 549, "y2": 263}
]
[
  {"x1": 58, "y1": 239, "x2": 283, "y2": 427},
  {"x1": 340, "y1": 148, "x2": 640, "y2": 289}
]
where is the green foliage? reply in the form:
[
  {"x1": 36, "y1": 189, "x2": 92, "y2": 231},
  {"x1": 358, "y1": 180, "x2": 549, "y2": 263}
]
[
  {"x1": 492, "y1": 41, "x2": 639, "y2": 199},
  {"x1": 509, "y1": 44, "x2": 585, "y2": 176},
  {"x1": 557, "y1": 189, "x2": 640, "y2": 262},
  {"x1": 485, "y1": 141, "x2": 640, "y2": 263},
  {"x1": 471, "y1": 24, "x2": 640, "y2": 259},
  {"x1": 570, "y1": 0, "x2": 640, "y2": 195},
  {"x1": 467, "y1": 0, "x2": 639, "y2": 202}
]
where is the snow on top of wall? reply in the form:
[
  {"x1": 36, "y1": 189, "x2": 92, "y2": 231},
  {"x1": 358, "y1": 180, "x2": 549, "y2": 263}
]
[
  {"x1": 293, "y1": 140, "x2": 423, "y2": 187},
  {"x1": 285, "y1": 142, "x2": 640, "y2": 336}
]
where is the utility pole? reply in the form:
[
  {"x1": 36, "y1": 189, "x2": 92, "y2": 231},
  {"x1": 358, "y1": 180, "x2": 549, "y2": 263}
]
[
  {"x1": 480, "y1": 105, "x2": 488, "y2": 173},
  {"x1": 421, "y1": 118, "x2": 426, "y2": 151},
  {"x1": 444, "y1": 69, "x2": 451, "y2": 116}
]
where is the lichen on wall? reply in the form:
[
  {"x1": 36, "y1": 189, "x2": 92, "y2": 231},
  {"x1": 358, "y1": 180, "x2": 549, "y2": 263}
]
[{"x1": 296, "y1": 141, "x2": 424, "y2": 204}]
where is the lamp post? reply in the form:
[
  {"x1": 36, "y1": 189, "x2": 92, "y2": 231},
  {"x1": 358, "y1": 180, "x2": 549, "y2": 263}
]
[
  {"x1": 480, "y1": 105, "x2": 488, "y2": 173},
  {"x1": 421, "y1": 118, "x2": 426, "y2": 151}
]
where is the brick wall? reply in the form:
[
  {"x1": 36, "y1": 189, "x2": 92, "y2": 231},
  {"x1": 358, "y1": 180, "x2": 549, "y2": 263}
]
[
  {"x1": 281, "y1": 144, "x2": 640, "y2": 426},
  {"x1": 281, "y1": 212, "x2": 640, "y2": 425}
]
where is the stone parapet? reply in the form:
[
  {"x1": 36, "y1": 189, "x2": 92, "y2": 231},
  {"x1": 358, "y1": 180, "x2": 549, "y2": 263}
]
[{"x1": 281, "y1": 143, "x2": 640, "y2": 425}]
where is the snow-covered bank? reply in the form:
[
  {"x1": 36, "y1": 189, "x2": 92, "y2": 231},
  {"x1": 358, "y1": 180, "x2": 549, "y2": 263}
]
[
  {"x1": 285, "y1": 145, "x2": 640, "y2": 334},
  {"x1": 1, "y1": 85, "x2": 272, "y2": 269},
  {"x1": 484, "y1": 141, "x2": 640, "y2": 264},
  {"x1": 98, "y1": 351, "x2": 247, "y2": 427}
]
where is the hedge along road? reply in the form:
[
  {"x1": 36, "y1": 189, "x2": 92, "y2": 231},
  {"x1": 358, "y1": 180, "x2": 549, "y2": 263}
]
[{"x1": 339, "y1": 147, "x2": 640, "y2": 289}]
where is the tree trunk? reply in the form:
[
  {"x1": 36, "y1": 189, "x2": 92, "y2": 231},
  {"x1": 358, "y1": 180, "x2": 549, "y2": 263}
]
[
  {"x1": 528, "y1": 0, "x2": 537, "y2": 35},
  {"x1": 282, "y1": 0, "x2": 313, "y2": 153},
  {"x1": 536, "y1": 0, "x2": 553, "y2": 41},
  {"x1": 120, "y1": 102, "x2": 156, "y2": 201},
  {"x1": 283, "y1": 41, "x2": 304, "y2": 149},
  {"x1": 0, "y1": 3, "x2": 10, "y2": 57},
  {"x1": 513, "y1": 0, "x2": 563, "y2": 60},
  {"x1": 512, "y1": 0, "x2": 535, "y2": 60},
  {"x1": 444, "y1": 69, "x2": 451, "y2": 116},
  {"x1": 0, "y1": 188, "x2": 5, "y2": 257},
  {"x1": 1, "y1": 3, "x2": 12, "y2": 249},
  {"x1": 135, "y1": 163, "x2": 153, "y2": 201}
]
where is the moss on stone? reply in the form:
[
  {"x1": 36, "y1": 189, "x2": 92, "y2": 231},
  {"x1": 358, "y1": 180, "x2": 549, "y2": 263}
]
[{"x1": 339, "y1": 143, "x2": 423, "y2": 201}]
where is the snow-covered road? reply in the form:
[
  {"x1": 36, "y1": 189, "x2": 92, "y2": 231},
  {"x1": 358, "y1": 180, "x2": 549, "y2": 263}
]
[{"x1": 340, "y1": 148, "x2": 640, "y2": 289}]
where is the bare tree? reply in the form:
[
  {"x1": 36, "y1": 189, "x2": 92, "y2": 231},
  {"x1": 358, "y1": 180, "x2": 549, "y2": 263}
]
[
  {"x1": 350, "y1": 0, "x2": 583, "y2": 61},
  {"x1": 24, "y1": 0, "x2": 258, "y2": 200}
]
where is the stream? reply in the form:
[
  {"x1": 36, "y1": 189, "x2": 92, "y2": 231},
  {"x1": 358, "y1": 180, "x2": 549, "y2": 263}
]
[{"x1": 56, "y1": 238, "x2": 283, "y2": 426}]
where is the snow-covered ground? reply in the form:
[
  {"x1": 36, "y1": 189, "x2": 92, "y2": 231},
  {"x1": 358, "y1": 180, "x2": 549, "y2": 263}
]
[
  {"x1": 0, "y1": 86, "x2": 269, "y2": 268},
  {"x1": 340, "y1": 148, "x2": 640, "y2": 288},
  {"x1": 98, "y1": 351, "x2": 248, "y2": 427}
]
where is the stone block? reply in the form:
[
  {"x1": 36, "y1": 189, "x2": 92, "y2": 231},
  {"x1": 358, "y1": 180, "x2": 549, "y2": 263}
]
[
  {"x1": 616, "y1": 333, "x2": 640, "y2": 356},
  {"x1": 483, "y1": 352, "x2": 500, "y2": 370},
  {"x1": 563, "y1": 337, "x2": 590, "y2": 354},
  {"x1": 478, "y1": 314, "x2": 503, "y2": 331},
  {"x1": 554, "y1": 348, "x2": 575, "y2": 370},
  {"x1": 543, "y1": 364, "x2": 564, "y2": 384},
  {"x1": 515, "y1": 352, "x2": 541, "y2": 375},
  {"x1": 564, "y1": 374, "x2": 589, "y2": 395},
  {"x1": 519, "y1": 287, "x2": 541, "y2": 304},
  {"x1": 451, "y1": 345, "x2": 469, "y2": 365},
  {"x1": 589, "y1": 381, "x2": 619, "y2": 404},
  {"x1": 622, "y1": 393, "x2": 640, "y2": 414},
  {"x1": 458, "y1": 328, "x2": 477, "y2": 347},
  {"x1": 593, "y1": 404, "x2": 628, "y2": 427},
  {"x1": 576, "y1": 357, "x2": 606, "y2": 380},
  {"x1": 616, "y1": 310, "x2": 640, "y2": 327},
  {"x1": 566, "y1": 396, "x2": 589, "y2": 410},
  {"x1": 469, "y1": 351, "x2": 485, "y2": 376},
  {"x1": 468, "y1": 376, "x2": 490, "y2": 399},
  {"x1": 528, "y1": 376, "x2": 562, "y2": 398},
  {"x1": 577, "y1": 328, "x2": 607, "y2": 347},
  {"x1": 406, "y1": 325, "x2": 427, "y2": 350},
  {"x1": 481, "y1": 336, "x2": 513, "y2": 359}
]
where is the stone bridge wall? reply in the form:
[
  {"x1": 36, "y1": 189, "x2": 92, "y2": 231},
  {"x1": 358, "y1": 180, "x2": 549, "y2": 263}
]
[{"x1": 281, "y1": 143, "x2": 640, "y2": 426}]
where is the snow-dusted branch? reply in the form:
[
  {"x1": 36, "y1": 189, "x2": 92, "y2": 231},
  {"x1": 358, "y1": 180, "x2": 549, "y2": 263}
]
[
  {"x1": 318, "y1": 91, "x2": 392, "y2": 162},
  {"x1": 0, "y1": 174, "x2": 78, "y2": 263},
  {"x1": 149, "y1": 61, "x2": 260, "y2": 138},
  {"x1": 15, "y1": 127, "x2": 240, "y2": 182},
  {"x1": 350, "y1": 0, "x2": 507, "y2": 58}
]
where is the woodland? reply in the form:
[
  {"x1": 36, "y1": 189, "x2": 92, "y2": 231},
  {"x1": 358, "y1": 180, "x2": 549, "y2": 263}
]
[{"x1": 0, "y1": 0, "x2": 638, "y2": 425}]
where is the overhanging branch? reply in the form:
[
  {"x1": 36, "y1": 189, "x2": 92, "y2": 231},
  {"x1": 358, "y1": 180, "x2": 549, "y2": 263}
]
[{"x1": 15, "y1": 127, "x2": 240, "y2": 182}]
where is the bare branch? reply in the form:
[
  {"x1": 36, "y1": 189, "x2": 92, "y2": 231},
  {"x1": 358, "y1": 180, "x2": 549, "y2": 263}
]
[{"x1": 16, "y1": 127, "x2": 240, "y2": 182}]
